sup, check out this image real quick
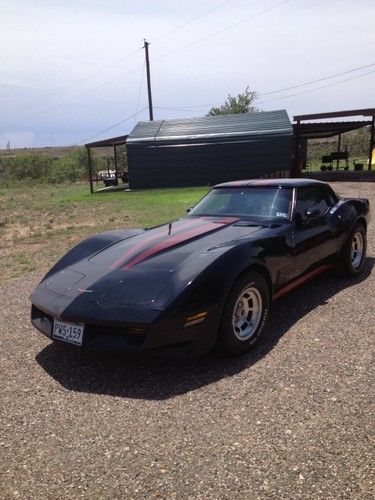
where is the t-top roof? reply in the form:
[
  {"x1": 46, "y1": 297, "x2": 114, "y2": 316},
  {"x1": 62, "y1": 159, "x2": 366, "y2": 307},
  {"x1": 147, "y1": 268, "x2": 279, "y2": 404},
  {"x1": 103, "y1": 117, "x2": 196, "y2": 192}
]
[
  {"x1": 214, "y1": 178, "x2": 326, "y2": 188},
  {"x1": 127, "y1": 110, "x2": 292, "y2": 143}
]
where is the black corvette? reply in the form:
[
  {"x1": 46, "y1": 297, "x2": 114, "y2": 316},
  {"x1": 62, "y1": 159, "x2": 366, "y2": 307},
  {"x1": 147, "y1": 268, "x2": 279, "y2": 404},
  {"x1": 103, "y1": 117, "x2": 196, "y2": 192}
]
[{"x1": 31, "y1": 179, "x2": 370, "y2": 356}]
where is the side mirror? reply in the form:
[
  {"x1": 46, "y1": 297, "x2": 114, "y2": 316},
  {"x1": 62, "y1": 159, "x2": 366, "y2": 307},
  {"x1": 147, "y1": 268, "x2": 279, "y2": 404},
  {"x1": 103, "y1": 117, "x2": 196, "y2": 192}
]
[
  {"x1": 305, "y1": 207, "x2": 322, "y2": 219},
  {"x1": 186, "y1": 206, "x2": 193, "y2": 213}
]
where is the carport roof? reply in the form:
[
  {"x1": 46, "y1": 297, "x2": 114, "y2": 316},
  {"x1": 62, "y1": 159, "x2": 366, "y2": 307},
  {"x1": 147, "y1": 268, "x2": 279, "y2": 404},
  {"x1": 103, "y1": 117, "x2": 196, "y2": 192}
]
[
  {"x1": 85, "y1": 134, "x2": 128, "y2": 148},
  {"x1": 127, "y1": 109, "x2": 293, "y2": 142},
  {"x1": 294, "y1": 120, "x2": 372, "y2": 139}
]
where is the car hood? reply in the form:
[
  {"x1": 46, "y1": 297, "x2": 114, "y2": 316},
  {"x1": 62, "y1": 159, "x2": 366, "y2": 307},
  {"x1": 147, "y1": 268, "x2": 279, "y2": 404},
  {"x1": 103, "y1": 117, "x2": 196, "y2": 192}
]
[{"x1": 39, "y1": 216, "x2": 263, "y2": 308}]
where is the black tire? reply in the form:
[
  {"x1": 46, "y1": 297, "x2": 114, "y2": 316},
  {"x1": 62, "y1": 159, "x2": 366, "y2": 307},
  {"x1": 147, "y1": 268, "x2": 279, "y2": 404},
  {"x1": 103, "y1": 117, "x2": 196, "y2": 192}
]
[
  {"x1": 335, "y1": 222, "x2": 367, "y2": 277},
  {"x1": 218, "y1": 271, "x2": 270, "y2": 355}
]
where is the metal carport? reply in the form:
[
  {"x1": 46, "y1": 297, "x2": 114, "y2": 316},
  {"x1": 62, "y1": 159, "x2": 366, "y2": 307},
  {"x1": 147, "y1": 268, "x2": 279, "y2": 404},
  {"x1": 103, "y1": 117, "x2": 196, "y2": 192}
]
[
  {"x1": 85, "y1": 135, "x2": 128, "y2": 193},
  {"x1": 292, "y1": 108, "x2": 375, "y2": 176}
]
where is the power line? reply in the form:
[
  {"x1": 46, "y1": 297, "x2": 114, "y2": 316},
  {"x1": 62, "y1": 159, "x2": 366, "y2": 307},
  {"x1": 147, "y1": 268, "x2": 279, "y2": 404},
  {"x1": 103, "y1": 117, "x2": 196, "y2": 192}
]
[
  {"x1": 8, "y1": 0, "x2": 236, "y2": 118},
  {"x1": 155, "y1": 106, "x2": 210, "y2": 112},
  {"x1": 70, "y1": 60, "x2": 374, "y2": 121},
  {"x1": 152, "y1": 0, "x2": 291, "y2": 63},
  {"x1": 134, "y1": 63, "x2": 146, "y2": 125},
  {"x1": 9, "y1": 65, "x2": 144, "y2": 127},
  {"x1": 7, "y1": 0, "x2": 291, "y2": 127},
  {"x1": 155, "y1": 62, "x2": 375, "y2": 111},
  {"x1": 156, "y1": 104, "x2": 214, "y2": 110},
  {"x1": 12, "y1": 0, "x2": 372, "y2": 144},
  {"x1": 256, "y1": 69, "x2": 375, "y2": 104},
  {"x1": 79, "y1": 65, "x2": 375, "y2": 148},
  {"x1": 77, "y1": 107, "x2": 148, "y2": 145},
  {"x1": 260, "y1": 62, "x2": 375, "y2": 96},
  {"x1": 71, "y1": 64, "x2": 375, "y2": 143},
  {"x1": 8, "y1": 47, "x2": 143, "y2": 118},
  {"x1": 152, "y1": 0, "x2": 235, "y2": 43}
]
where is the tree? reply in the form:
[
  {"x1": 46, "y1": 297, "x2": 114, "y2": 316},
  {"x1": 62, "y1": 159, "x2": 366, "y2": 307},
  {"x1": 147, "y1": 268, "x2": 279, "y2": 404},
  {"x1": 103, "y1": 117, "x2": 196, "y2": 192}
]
[{"x1": 207, "y1": 86, "x2": 259, "y2": 116}]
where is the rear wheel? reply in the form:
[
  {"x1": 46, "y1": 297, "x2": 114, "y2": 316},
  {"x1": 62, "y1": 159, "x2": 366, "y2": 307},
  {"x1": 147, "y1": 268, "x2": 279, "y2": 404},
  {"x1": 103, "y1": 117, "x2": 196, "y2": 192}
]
[
  {"x1": 218, "y1": 271, "x2": 270, "y2": 355},
  {"x1": 335, "y1": 222, "x2": 366, "y2": 276}
]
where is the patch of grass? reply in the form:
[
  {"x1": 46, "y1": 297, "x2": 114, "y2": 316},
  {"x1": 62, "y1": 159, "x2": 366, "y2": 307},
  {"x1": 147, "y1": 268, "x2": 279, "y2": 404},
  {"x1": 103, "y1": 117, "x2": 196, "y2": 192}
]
[
  {"x1": 0, "y1": 252, "x2": 36, "y2": 277},
  {"x1": 12, "y1": 253, "x2": 36, "y2": 273},
  {"x1": 0, "y1": 182, "x2": 209, "y2": 284}
]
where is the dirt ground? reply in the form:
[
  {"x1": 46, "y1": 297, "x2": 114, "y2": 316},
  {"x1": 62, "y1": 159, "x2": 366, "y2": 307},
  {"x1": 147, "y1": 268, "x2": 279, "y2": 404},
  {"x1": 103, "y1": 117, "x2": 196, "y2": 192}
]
[{"x1": 0, "y1": 182, "x2": 374, "y2": 499}]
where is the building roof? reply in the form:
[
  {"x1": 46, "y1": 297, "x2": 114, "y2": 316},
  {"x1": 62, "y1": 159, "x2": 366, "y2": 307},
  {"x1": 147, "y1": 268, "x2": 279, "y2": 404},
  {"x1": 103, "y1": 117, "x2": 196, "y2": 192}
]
[{"x1": 127, "y1": 110, "x2": 293, "y2": 143}]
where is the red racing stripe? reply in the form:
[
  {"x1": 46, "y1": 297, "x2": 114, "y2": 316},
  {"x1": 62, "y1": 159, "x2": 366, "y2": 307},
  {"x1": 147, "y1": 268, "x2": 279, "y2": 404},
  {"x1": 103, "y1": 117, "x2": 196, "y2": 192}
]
[
  {"x1": 122, "y1": 217, "x2": 238, "y2": 270},
  {"x1": 110, "y1": 218, "x2": 206, "y2": 269}
]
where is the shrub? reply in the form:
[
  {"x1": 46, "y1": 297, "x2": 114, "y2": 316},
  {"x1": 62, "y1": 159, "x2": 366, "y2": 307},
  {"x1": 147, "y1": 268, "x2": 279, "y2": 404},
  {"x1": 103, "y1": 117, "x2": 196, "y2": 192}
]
[
  {"x1": 47, "y1": 157, "x2": 84, "y2": 184},
  {"x1": 0, "y1": 150, "x2": 88, "y2": 185},
  {"x1": 2, "y1": 154, "x2": 53, "y2": 181}
]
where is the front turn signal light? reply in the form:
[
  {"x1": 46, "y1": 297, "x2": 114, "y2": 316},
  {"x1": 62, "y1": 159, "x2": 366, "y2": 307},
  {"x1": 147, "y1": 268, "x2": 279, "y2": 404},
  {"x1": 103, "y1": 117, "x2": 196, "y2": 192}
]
[
  {"x1": 128, "y1": 327, "x2": 148, "y2": 335},
  {"x1": 184, "y1": 311, "x2": 208, "y2": 328}
]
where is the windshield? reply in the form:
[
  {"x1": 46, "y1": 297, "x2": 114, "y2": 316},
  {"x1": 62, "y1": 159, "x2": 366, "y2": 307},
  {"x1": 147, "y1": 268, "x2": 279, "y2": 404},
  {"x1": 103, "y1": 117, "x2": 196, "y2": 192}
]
[{"x1": 189, "y1": 187, "x2": 293, "y2": 221}]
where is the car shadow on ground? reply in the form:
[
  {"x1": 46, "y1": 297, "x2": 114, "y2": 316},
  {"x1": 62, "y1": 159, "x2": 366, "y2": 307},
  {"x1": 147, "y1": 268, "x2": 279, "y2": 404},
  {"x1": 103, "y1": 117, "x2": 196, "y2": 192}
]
[{"x1": 36, "y1": 257, "x2": 374, "y2": 400}]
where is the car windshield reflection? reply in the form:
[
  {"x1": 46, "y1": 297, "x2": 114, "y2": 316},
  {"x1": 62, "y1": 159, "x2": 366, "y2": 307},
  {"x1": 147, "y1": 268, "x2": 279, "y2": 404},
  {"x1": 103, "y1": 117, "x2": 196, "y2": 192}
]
[{"x1": 188, "y1": 187, "x2": 293, "y2": 221}]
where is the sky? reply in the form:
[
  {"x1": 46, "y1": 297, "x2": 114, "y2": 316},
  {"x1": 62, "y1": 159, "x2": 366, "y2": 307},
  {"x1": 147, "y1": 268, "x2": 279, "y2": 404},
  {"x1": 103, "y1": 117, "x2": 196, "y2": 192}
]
[{"x1": 1, "y1": 0, "x2": 374, "y2": 148}]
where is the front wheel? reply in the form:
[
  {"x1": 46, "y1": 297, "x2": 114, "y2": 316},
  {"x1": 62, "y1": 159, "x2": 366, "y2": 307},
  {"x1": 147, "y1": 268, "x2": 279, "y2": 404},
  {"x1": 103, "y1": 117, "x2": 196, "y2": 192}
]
[
  {"x1": 218, "y1": 271, "x2": 270, "y2": 355},
  {"x1": 335, "y1": 222, "x2": 367, "y2": 276}
]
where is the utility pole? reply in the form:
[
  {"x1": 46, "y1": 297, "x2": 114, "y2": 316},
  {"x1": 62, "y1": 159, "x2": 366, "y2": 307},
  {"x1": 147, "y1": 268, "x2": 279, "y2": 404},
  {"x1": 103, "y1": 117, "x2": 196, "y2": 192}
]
[{"x1": 143, "y1": 39, "x2": 154, "y2": 121}]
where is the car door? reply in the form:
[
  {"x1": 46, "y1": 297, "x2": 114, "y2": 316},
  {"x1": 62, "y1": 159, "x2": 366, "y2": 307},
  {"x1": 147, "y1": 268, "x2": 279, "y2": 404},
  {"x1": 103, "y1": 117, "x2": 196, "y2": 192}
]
[{"x1": 292, "y1": 185, "x2": 336, "y2": 276}]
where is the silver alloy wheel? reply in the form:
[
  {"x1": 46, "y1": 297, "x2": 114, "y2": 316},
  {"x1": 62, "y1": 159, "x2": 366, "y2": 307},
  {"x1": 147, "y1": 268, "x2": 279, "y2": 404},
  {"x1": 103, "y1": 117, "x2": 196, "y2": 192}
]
[
  {"x1": 232, "y1": 285, "x2": 262, "y2": 341},
  {"x1": 351, "y1": 231, "x2": 364, "y2": 268}
]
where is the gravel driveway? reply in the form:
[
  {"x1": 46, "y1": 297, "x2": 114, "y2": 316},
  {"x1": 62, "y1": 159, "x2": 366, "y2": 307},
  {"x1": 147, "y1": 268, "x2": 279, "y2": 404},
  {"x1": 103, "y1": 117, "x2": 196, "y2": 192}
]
[{"x1": 1, "y1": 182, "x2": 374, "y2": 499}]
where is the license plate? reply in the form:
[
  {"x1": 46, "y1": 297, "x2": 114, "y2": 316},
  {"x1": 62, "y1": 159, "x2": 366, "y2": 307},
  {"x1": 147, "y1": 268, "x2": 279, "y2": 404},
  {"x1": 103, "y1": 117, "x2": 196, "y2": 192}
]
[{"x1": 52, "y1": 319, "x2": 84, "y2": 346}]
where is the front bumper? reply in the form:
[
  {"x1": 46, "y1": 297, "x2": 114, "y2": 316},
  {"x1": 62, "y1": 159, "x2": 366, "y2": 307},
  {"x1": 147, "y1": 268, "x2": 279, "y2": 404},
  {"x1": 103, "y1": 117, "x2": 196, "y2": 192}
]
[{"x1": 31, "y1": 303, "x2": 219, "y2": 357}]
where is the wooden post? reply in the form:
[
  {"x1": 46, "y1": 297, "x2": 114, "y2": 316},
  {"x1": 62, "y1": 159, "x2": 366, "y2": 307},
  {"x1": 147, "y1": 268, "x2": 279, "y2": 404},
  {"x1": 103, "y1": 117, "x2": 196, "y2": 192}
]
[
  {"x1": 114, "y1": 145, "x2": 119, "y2": 186},
  {"x1": 368, "y1": 115, "x2": 375, "y2": 171},
  {"x1": 114, "y1": 145, "x2": 118, "y2": 180},
  {"x1": 336, "y1": 133, "x2": 341, "y2": 170},
  {"x1": 86, "y1": 146, "x2": 93, "y2": 193},
  {"x1": 292, "y1": 119, "x2": 301, "y2": 177}
]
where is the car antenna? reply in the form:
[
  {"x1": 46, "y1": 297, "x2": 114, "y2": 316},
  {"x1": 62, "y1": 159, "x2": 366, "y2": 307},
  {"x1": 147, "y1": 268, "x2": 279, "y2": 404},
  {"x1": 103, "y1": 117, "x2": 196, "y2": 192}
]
[{"x1": 168, "y1": 223, "x2": 172, "y2": 235}]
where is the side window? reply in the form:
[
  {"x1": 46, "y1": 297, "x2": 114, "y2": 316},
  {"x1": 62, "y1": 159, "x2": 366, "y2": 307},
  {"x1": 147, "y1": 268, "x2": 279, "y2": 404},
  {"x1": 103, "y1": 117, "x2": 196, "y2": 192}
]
[
  {"x1": 325, "y1": 186, "x2": 339, "y2": 206},
  {"x1": 295, "y1": 186, "x2": 329, "y2": 221}
]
